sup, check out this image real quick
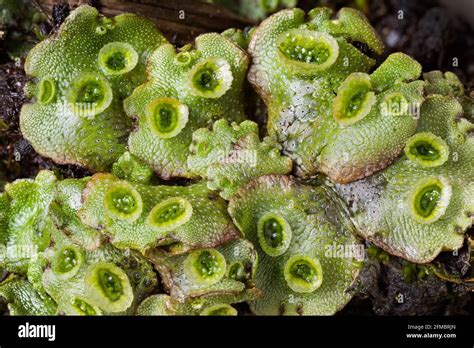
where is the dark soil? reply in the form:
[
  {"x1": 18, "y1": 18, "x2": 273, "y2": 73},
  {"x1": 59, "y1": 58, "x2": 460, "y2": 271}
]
[
  {"x1": 344, "y1": 243, "x2": 472, "y2": 315},
  {"x1": 51, "y1": 2, "x2": 70, "y2": 27},
  {"x1": 368, "y1": 0, "x2": 474, "y2": 88}
]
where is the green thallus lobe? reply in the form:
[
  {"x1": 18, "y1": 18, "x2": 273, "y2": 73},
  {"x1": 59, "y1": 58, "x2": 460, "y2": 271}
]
[{"x1": 20, "y1": 5, "x2": 168, "y2": 170}]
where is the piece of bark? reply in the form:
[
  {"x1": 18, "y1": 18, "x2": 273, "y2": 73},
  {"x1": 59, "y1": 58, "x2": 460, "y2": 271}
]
[{"x1": 33, "y1": 0, "x2": 252, "y2": 45}]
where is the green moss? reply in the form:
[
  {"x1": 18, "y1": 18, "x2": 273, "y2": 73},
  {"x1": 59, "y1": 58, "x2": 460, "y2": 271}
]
[
  {"x1": 2, "y1": 5, "x2": 474, "y2": 317},
  {"x1": 188, "y1": 119, "x2": 292, "y2": 199},
  {"x1": 124, "y1": 33, "x2": 248, "y2": 179},
  {"x1": 334, "y1": 94, "x2": 473, "y2": 263},
  {"x1": 79, "y1": 174, "x2": 239, "y2": 253},
  {"x1": 149, "y1": 239, "x2": 258, "y2": 302},
  {"x1": 248, "y1": 8, "x2": 423, "y2": 183},
  {"x1": 228, "y1": 175, "x2": 361, "y2": 315},
  {"x1": 21, "y1": 5, "x2": 167, "y2": 171}
]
